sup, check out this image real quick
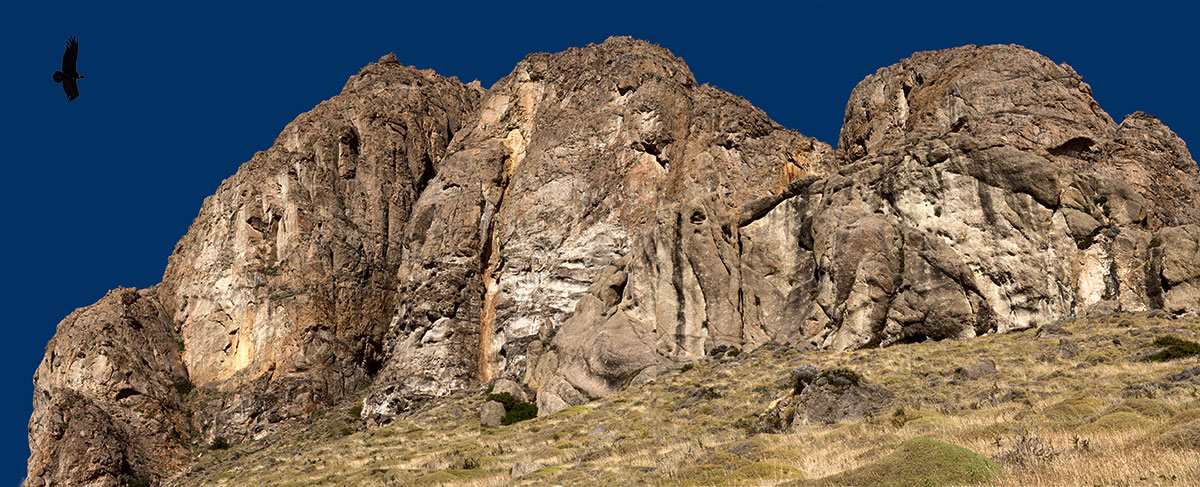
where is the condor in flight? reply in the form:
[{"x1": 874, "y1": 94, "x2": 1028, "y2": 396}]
[{"x1": 53, "y1": 36, "x2": 84, "y2": 101}]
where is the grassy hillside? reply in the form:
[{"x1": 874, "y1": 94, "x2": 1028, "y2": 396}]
[{"x1": 170, "y1": 311, "x2": 1200, "y2": 486}]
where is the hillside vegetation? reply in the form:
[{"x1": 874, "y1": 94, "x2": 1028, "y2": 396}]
[{"x1": 171, "y1": 311, "x2": 1200, "y2": 486}]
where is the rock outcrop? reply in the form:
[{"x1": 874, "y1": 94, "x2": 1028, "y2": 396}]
[
  {"x1": 27, "y1": 39, "x2": 1200, "y2": 485},
  {"x1": 362, "y1": 37, "x2": 830, "y2": 420},
  {"x1": 156, "y1": 55, "x2": 481, "y2": 441},
  {"x1": 27, "y1": 288, "x2": 188, "y2": 487},
  {"x1": 529, "y1": 44, "x2": 1200, "y2": 401},
  {"x1": 28, "y1": 56, "x2": 482, "y2": 485},
  {"x1": 838, "y1": 44, "x2": 1115, "y2": 160}
]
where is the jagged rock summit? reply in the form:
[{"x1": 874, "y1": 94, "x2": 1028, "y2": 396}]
[{"x1": 26, "y1": 38, "x2": 1200, "y2": 486}]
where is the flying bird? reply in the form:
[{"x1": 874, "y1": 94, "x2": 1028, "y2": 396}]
[{"x1": 53, "y1": 36, "x2": 84, "y2": 101}]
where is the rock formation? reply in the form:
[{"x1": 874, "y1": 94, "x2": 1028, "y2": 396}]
[
  {"x1": 27, "y1": 288, "x2": 188, "y2": 486},
  {"x1": 156, "y1": 54, "x2": 480, "y2": 442},
  {"x1": 528, "y1": 44, "x2": 1200, "y2": 409},
  {"x1": 26, "y1": 39, "x2": 1200, "y2": 484},
  {"x1": 361, "y1": 37, "x2": 830, "y2": 421}
]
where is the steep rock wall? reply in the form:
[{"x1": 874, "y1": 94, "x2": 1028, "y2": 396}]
[
  {"x1": 154, "y1": 55, "x2": 481, "y2": 441},
  {"x1": 28, "y1": 41, "x2": 1200, "y2": 482},
  {"x1": 26, "y1": 288, "x2": 188, "y2": 487},
  {"x1": 531, "y1": 44, "x2": 1200, "y2": 410},
  {"x1": 363, "y1": 37, "x2": 830, "y2": 420},
  {"x1": 29, "y1": 55, "x2": 483, "y2": 487}
]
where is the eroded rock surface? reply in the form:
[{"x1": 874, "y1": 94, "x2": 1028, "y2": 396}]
[
  {"x1": 29, "y1": 57, "x2": 483, "y2": 486},
  {"x1": 27, "y1": 288, "x2": 188, "y2": 487},
  {"x1": 157, "y1": 55, "x2": 481, "y2": 441},
  {"x1": 838, "y1": 44, "x2": 1115, "y2": 160},
  {"x1": 530, "y1": 44, "x2": 1200, "y2": 400},
  {"x1": 28, "y1": 40, "x2": 1200, "y2": 484},
  {"x1": 363, "y1": 36, "x2": 830, "y2": 420}
]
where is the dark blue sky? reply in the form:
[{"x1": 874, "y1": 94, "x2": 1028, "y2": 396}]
[{"x1": 1, "y1": 0, "x2": 1196, "y2": 482}]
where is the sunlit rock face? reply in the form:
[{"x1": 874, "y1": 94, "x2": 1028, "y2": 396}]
[
  {"x1": 27, "y1": 40, "x2": 1200, "y2": 485},
  {"x1": 154, "y1": 55, "x2": 482, "y2": 441},
  {"x1": 530, "y1": 44, "x2": 1200, "y2": 410},
  {"x1": 362, "y1": 37, "x2": 831, "y2": 420},
  {"x1": 26, "y1": 288, "x2": 189, "y2": 487}
]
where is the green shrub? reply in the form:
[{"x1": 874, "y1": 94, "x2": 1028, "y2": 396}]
[
  {"x1": 129, "y1": 474, "x2": 154, "y2": 487},
  {"x1": 502, "y1": 401, "x2": 538, "y2": 425},
  {"x1": 486, "y1": 392, "x2": 538, "y2": 425},
  {"x1": 1142, "y1": 336, "x2": 1200, "y2": 362},
  {"x1": 680, "y1": 363, "x2": 695, "y2": 373},
  {"x1": 486, "y1": 392, "x2": 519, "y2": 410},
  {"x1": 173, "y1": 379, "x2": 194, "y2": 396},
  {"x1": 210, "y1": 436, "x2": 230, "y2": 450},
  {"x1": 820, "y1": 368, "x2": 863, "y2": 386}
]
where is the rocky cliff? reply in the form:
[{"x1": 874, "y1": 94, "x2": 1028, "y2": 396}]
[
  {"x1": 361, "y1": 37, "x2": 831, "y2": 421},
  {"x1": 26, "y1": 38, "x2": 1200, "y2": 486},
  {"x1": 532, "y1": 45, "x2": 1200, "y2": 407}
]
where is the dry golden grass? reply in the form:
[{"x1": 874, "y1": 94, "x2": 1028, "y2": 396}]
[{"x1": 167, "y1": 312, "x2": 1200, "y2": 486}]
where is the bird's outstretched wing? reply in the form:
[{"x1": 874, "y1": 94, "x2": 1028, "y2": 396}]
[
  {"x1": 62, "y1": 36, "x2": 78, "y2": 74},
  {"x1": 63, "y1": 78, "x2": 79, "y2": 101}
]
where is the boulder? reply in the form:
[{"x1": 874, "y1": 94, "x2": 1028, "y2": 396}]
[
  {"x1": 770, "y1": 367, "x2": 892, "y2": 428},
  {"x1": 956, "y1": 359, "x2": 997, "y2": 380},
  {"x1": 480, "y1": 401, "x2": 506, "y2": 427},
  {"x1": 1164, "y1": 366, "x2": 1200, "y2": 385},
  {"x1": 535, "y1": 377, "x2": 587, "y2": 417},
  {"x1": 490, "y1": 378, "x2": 528, "y2": 403},
  {"x1": 628, "y1": 365, "x2": 670, "y2": 388},
  {"x1": 1036, "y1": 324, "x2": 1073, "y2": 339},
  {"x1": 1058, "y1": 339, "x2": 1081, "y2": 359}
]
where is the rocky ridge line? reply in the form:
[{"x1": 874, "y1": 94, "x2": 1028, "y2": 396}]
[{"x1": 25, "y1": 39, "x2": 1200, "y2": 486}]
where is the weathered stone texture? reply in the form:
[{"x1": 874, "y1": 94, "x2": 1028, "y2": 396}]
[
  {"x1": 838, "y1": 44, "x2": 1115, "y2": 159},
  {"x1": 156, "y1": 57, "x2": 481, "y2": 439},
  {"x1": 28, "y1": 40, "x2": 1200, "y2": 484},
  {"x1": 27, "y1": 288, "x2": 188, "y2": 487},
  {"x1": 363, "y1": 37, "x2": 829, "y2": 419},
  {"x1": 530, "y1": 43, "x2": 1200, "y2": 401}
]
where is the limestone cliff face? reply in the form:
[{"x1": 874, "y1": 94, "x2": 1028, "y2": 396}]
[
  {"x1": 27, "y1": 39, "x2": 1200, "y2": 484},
  {"x1": 27, "y1": 288, "x2": 188, "y2": 487},
  {"x1": 838, "y1": 44, "x2": 1116, "y2": 160},
  {"x1": 362, "y1": 37, "x2": 830, "y2": 420},
  {"x1": 155, "y1": 55, "x2": 481, "y2": 442},
  {"x1": 529, "y1": 44, "x2": 1200, "y2": 408},
  {"x1": 27, "y1": 55, "x2": 482, "y2": 486}
]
